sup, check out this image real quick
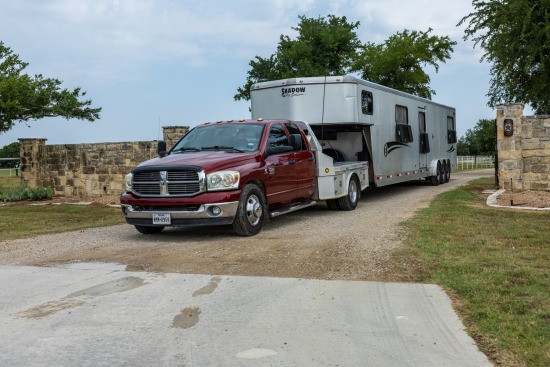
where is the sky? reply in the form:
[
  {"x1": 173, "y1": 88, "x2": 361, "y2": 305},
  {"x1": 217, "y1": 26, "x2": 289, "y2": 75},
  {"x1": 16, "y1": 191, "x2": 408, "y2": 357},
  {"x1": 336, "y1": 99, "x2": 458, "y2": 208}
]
[{"x1": 0, "y1": 0, "x2": 529, "y2": 146}]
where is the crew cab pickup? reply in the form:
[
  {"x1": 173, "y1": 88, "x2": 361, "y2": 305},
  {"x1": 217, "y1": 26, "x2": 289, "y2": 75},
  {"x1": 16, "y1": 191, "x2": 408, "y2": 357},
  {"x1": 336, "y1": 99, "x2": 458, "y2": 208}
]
[{"x1": 120, "y1": 119, "x2": 368, "y2": 236}]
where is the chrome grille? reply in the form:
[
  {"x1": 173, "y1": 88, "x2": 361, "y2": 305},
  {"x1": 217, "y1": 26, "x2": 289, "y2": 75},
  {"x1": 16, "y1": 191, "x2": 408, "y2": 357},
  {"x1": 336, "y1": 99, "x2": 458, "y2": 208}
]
[{"x1": 132, "y1": 169, "x2": 202, "y2": 197}]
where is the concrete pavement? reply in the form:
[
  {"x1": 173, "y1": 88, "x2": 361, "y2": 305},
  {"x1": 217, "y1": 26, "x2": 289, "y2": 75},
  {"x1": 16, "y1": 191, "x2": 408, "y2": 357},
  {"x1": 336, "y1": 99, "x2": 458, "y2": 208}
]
[{"x1": 0, "y1": 265, "x2": 492, "y2": 366}]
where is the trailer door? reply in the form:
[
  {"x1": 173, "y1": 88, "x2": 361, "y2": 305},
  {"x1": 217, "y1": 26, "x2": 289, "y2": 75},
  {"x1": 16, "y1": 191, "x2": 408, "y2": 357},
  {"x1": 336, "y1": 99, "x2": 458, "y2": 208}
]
[{"x1": 418, "y1": 110, "x2": 429, "y2": 168}]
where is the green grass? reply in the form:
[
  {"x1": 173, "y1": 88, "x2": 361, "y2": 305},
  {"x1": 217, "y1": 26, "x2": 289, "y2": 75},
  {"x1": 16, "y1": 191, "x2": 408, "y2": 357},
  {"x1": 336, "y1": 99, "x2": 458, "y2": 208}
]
[
  {"x1": 0, "y1": 204, "x2": 125, "y2": 241},
  {"x1": 0, "y1": 168, "x2": 18, "y2": 177},
  {"x1": 455, "y1": 164, "x2": 495, "y2": 172},
  {"x1": 394, "y1": 177, "x2": 549, "y2": 366},
  {"x1": 0, "y1": 176, "x2": 21, "y2": 192}
]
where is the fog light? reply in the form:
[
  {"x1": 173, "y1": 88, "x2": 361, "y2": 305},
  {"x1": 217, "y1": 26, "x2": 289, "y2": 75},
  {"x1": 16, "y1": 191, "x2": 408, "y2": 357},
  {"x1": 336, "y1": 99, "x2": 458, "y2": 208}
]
[{"x1": 209, "y1": 206, "x2": 222, "y2": 216}]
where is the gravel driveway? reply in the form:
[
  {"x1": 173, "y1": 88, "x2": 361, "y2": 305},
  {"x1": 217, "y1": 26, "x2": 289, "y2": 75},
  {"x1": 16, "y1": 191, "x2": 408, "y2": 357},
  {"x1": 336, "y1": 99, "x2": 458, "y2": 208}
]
[{"x1": 0, "y1": 170, "x2": 493, "y2": 280}]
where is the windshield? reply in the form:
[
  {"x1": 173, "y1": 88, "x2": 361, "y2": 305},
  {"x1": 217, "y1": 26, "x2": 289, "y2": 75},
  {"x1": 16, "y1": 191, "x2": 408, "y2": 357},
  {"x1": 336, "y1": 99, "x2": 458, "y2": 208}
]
[{"x1": 171, "y1": 123, "x2": 264, "y2": 153}]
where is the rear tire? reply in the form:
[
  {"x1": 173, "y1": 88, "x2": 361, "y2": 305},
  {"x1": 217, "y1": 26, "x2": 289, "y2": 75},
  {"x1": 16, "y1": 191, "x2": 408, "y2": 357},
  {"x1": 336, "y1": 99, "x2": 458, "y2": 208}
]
[
  {"x1": 326, "y1": 199, "x2": 340, "y2": 210},
  {"x1": 430, "y1": 162, "x2": 441, "y2": 186},
  {"x1": 135, "y1": 225, "x2": 164, "y2": 234},
  {"x1": 444, "y1": 160, "x2": 451, "y2": 183},
  {"x1": 438, "y1": 160, "x2": 445, "y2": 184},
  {"x1": 232, "y1": 184, "x2": 265, "y2": 236},
  {"x1": 338, "y1": 175, "x2": 360, "y2": 211}
]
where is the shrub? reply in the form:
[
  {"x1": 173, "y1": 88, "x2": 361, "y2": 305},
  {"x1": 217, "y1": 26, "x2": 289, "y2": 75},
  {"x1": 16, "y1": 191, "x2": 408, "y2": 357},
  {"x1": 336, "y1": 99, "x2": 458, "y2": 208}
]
[{"x1": 1, "y1": 184, "x2": 53, "y2": 202}]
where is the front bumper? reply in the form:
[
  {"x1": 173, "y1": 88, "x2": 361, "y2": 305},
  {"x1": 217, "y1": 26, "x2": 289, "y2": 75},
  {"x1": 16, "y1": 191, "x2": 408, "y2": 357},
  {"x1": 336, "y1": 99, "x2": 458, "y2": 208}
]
[{"x1": 121, "y1": 201, "x2": 239, "y2": 227}]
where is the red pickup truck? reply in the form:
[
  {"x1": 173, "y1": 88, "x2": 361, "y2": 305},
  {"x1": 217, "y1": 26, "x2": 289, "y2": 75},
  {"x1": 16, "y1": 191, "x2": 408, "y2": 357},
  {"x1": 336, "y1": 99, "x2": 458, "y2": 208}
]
[{"x1": 121, "y1": 118, "x2": 367, "y2": 236}]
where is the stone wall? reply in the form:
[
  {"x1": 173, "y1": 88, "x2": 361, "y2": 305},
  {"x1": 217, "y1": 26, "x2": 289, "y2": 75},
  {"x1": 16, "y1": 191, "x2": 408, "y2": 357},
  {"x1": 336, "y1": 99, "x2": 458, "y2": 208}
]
[
  {"x1": 19, "y1": 126, "x2": 189, "y2": 197},
  {"x1": 496, "y1": 103, "x2": 550, "y2": 191}
]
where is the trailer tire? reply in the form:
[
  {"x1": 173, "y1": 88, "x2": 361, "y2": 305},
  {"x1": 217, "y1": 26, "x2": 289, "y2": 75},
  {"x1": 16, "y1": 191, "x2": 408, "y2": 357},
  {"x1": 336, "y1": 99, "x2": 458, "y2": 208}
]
[
  {"x1": 430, "y1": 162, "x2": 441, "y2": 186},
  {"x1": 438, "y1": 160, "x2": 445, "y2": 184},
  {"x1": 232, "y1": 184, "x2": 265, "y2": 236},
  {"x1": 326, "y1": 199, "x2": 340, "y2": 210},
  {"x1": 338, "y1": 175, "x2": 360, "y2": 211},
  {"x1": 441, "y1": 161, "x2": 448, "y2": 184},
  {"x1": 135, "y1": 225, "x2": 164, "y2": 234},
  {"x1": 444, "y1": 160, "x2": 451, "y2": 183}
]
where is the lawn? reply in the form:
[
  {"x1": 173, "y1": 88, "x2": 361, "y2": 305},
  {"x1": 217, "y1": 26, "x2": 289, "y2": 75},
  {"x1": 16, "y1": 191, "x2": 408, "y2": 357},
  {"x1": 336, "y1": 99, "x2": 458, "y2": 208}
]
[{"x1": 393, "y1": 177, "x2": 549, "y2": 366}]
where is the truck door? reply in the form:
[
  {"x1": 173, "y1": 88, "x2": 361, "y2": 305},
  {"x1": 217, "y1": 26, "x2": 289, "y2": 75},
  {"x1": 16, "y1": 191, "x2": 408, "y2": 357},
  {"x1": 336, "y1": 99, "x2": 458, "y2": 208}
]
[
  {"x1": 264, "y1": 123, "x2": 298, "y2": 205},
  {"x1": 418, "y1": 110, "x2": 429, "y2": 168},
  {"x1": 285, "y1": 122, "x2": 315, "y2": 200}
]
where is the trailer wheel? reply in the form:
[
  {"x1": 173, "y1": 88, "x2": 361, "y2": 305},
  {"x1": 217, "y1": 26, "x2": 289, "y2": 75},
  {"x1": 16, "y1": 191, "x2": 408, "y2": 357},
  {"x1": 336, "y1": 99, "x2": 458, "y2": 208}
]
[
  {"x1": 326, "y1": 199, "x2": 340, "y2": 210},
  {"x1": 233, "y1": 184, "x2": 265, "y2": 236},
  {"x1": 135, "y1": 225, "x2": 164, "y2": 234},
  {"x1": 441, "y1": 161, "x2": 448, "y2": 184},
  {"x1": 338, "y1": 175, "x2": 360, "y2": 211},
  {"x1": 438, "y1": 160, "x2": 445, "y2": 184},
  {"x1": 444, "y1": 160, "x2": 451, "y2": 183},
  {"x1": 430, "y1": 162, "x2": 441, "y2": 186}
]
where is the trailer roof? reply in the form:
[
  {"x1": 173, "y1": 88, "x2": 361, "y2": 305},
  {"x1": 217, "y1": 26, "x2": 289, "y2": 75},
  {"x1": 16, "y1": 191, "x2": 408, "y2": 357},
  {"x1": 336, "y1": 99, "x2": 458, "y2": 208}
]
[{"x1": 251, "y1": 75, "x2": 455, "y2": 111}]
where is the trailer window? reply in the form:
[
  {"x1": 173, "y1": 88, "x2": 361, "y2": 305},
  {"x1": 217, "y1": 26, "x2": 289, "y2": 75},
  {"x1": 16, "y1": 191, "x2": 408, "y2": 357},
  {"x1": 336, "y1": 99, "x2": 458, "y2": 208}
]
[
  {"x1": 447, "y1": 116, "x2": 457, "y2": 143},
  {"x1": 396, "y1": 105, "x2": 408, "y2": 125},
  {"x1": 361, "y1": 90, "x2": 373, "y2": 115},
  {"x1": 419, "y1": 112, "x2": 426, "y2": 133},
  {"x1": 395, "y1": 105, "x2": 413, "y2": 142},
  {"x1": 419, "y1": 111, "x2": 430, "y2": 153}
]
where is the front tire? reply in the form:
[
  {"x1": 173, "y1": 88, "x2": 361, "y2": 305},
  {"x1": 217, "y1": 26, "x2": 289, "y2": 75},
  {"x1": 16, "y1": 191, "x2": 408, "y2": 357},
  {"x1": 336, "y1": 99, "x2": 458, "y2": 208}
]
[
  {"x1": 338, "y1": 175, "x2": 360, "y2": 211},
  {"x1": 135, "y1": 225, "x2": 164, "y2": 234},
  {"x1": 233, "y1": 184, "x2": 265, "y2": 236}
]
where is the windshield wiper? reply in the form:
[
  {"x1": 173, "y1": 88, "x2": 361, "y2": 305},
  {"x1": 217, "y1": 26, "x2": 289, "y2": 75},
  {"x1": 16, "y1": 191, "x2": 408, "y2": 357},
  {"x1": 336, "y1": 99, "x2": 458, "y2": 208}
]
[
  {"x1": 201, "y1": 146, "x2": 244, "y2": 153},
  {"x1": 172, "y1": 147, "x2": 201, "y2": 153}
]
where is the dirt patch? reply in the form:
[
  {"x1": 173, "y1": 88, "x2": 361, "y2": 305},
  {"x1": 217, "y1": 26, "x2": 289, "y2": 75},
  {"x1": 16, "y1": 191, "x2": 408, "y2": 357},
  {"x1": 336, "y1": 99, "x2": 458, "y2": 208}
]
[
  {"x1": 0, "y1": 170, "x2": 494, "y2": 282},
  {"x1": 496, "y1": 190, "x2": 550, "y2": 209}
]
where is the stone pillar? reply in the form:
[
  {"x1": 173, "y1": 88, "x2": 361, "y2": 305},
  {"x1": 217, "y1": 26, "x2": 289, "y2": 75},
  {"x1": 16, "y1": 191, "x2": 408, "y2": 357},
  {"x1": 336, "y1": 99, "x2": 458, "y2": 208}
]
[
  {"x1": 18, "y1": 138, "x2": 47, "y2": 189},
  {"x1": 163, "y1": 126, "x2": 190, "y2": 150},
  {"x1": 496, "y1": 103, "x2": 524, "y2": 191}
]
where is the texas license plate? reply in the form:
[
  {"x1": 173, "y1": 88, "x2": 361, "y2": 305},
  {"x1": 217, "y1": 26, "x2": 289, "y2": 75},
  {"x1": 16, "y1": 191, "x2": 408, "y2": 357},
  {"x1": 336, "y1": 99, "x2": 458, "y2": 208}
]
[{"x1": 152, "y1": 213, "x2": 171, "y2": 225}]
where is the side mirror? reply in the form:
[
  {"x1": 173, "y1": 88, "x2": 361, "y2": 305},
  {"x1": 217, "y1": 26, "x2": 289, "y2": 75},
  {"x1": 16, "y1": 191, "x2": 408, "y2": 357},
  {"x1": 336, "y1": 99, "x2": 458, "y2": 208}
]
[
  {"x1": 289, "y1": 134, "x2": 302, "y2": 151},
  {"x1": 157, "y1": 141, "x2": 167, "y2": 157}
]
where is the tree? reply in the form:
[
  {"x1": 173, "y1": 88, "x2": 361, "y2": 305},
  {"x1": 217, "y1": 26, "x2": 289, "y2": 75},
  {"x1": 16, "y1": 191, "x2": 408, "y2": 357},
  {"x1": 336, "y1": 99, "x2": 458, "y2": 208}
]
[
  {"x1": 235, "y1": 15, "x2": 455, "y2": 101},
  {"x1": 459, "y1": 1, "x2": 550, "y2": 114},
  {"x1": 0, "y1": 41, "x2": 101, "y2": 134},
  {"x1": 0, "y1": 141, "x2": 19, "y2": 168},
  {"x1": 235, "y1": 15, "x2": 362, "y2": 101},
  {"x1": 352, "y1": 29, "x2": 456, "y2": 99},
  {"x1": 457, "y1": 119, "x2": 496, "y2": 156}
]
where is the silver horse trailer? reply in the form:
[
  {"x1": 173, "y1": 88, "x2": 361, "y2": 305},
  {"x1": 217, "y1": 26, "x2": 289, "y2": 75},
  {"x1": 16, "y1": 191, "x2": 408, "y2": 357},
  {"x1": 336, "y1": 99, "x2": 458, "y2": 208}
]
[{"x1": 251, "y1": 75, "x2": 457, "y2": 187}]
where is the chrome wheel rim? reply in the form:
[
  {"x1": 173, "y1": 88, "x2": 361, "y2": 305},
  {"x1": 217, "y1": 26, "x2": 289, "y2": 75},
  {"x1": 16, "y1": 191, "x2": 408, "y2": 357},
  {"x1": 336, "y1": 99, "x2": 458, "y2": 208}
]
[
  {"x1": 349, "y1": 179, "x2": 358, "y2": 204},
  {"x1": 246, "y1": 194, "x2": 262, "y2": 226}
]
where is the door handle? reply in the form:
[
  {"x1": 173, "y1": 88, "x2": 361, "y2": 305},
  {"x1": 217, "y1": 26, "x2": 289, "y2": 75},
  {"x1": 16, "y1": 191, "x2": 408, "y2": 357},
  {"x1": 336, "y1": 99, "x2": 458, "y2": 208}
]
[
  {"x1": 289, "y1": 159, "x2": 296, "y2": 165},
  {"x1": 307, "y1": 156, "x2": 314, "y2": 162}
]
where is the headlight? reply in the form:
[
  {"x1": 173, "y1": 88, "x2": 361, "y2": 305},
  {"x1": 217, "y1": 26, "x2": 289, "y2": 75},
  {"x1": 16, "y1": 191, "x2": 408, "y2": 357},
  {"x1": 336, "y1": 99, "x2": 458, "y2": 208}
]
[
  {"x1": 206, "y1": 170, "x2": 240, "y2": 191},
  {"x1": 125, "y1": 173, "x2": 133, "y2": 192}
]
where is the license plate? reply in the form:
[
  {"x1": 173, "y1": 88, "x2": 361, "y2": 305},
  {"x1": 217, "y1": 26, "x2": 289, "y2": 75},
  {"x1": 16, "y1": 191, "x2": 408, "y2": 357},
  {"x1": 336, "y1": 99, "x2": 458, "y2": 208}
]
[{"x1": 152, "y1": 213, "x2": 171, "y2": 225}]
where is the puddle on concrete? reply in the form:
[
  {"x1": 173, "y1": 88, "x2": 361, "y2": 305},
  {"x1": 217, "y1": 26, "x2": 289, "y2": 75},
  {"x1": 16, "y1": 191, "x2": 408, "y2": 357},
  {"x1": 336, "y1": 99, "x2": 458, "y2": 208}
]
[
  {"x1": 192, "y1": 276, "x2": 221, "y2": 297},
  {"x1": 172, "y1": 307, "x2": 201, "y2": 329},
  {"x1": 67, "y1": 276, "x2": 145, "y2": 298},
  {"x1": 56, "y1": 262, "x2": 144, "y2": 272}
]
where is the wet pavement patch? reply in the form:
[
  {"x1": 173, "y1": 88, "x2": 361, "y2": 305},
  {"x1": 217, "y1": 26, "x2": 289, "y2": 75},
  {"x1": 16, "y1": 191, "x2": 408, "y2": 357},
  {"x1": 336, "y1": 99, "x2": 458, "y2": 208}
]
[{"x1": 172, "y1": 307, "x2": 201, "y2": 329}]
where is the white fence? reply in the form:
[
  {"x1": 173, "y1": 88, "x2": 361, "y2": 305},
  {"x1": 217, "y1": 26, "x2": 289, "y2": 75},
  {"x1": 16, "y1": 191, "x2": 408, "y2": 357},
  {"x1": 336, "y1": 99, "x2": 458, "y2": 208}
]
[
  {"x1": 457, "y1": 155, "x2": 495, "y2": 169},
  {"x1": 0, "y1": 158, "x2": 20, "y2": 177},
  {"x1": 0, "y1": 168, "x2": 19, "y2": 177}
]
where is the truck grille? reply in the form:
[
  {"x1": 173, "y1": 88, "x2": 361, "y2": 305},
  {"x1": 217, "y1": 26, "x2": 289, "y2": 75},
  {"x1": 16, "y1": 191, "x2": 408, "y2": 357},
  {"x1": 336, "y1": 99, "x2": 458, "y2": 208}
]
[{"x1": 132, "y1": 169, "x2": 203, "y2": 197}]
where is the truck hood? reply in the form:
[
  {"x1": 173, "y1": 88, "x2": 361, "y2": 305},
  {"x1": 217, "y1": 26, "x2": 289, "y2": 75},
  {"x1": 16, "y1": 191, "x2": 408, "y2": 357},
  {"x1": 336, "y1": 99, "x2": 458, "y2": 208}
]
[{"x1": 134, "y1": 151, "x2": 259, "y2": 172}]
